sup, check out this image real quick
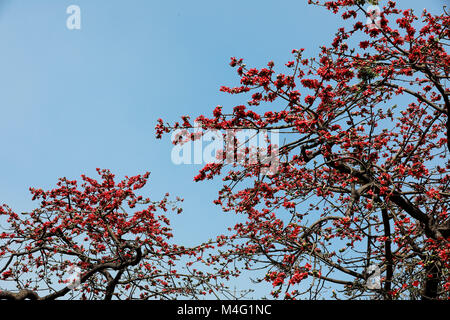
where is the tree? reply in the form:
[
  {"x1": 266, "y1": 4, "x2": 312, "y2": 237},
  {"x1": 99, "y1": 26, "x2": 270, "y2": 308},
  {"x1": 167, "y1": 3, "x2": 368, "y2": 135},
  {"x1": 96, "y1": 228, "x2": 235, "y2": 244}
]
[
  {"x1": 157, "y1": 0, "x2": 449, "y2": 299},
  {"x1": 0, "y1": 169, "x2": 235, "y2": 300}
]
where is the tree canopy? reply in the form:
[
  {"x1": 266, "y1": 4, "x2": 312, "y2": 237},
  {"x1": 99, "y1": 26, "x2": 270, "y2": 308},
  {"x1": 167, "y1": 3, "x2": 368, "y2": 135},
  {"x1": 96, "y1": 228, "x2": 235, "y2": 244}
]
[{"x1": 1, "y1": 0, "x2": 449, "y2": 300}]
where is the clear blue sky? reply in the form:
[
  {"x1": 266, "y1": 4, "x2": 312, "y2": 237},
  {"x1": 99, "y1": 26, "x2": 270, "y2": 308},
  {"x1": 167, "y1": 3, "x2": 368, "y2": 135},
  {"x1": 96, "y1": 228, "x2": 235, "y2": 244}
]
[{"x1": 0, "y1": 0, "x2": 446, "y2": 298}]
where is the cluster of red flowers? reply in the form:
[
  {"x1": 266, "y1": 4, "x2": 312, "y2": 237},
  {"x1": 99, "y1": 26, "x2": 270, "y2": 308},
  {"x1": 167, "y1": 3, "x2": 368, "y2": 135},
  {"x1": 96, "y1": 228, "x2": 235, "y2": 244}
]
[{"x1": 156, "y1": 0, "x2": 449, "y2": 300}]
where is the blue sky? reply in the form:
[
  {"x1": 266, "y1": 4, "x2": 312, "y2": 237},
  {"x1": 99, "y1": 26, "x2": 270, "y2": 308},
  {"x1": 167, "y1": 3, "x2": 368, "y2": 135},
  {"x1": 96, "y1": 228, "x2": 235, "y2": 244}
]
[{"x1": 0, "y1": 0, "x2": 446, "y2": 298}]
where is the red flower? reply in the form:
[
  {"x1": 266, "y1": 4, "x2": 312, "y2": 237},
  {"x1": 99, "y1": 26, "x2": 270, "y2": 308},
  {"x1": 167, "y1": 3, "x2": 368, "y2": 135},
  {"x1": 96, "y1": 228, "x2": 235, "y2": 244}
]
[{"x1": 359, "y1": 41, "x2": 370, "y2": 49}]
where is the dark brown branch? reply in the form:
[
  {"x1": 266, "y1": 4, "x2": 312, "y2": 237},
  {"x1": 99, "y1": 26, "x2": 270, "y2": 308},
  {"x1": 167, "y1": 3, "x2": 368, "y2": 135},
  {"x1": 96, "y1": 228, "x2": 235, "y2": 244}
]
[
  {"x1": 0, "y1": 289, "x2": 41, "y2": 301},
  {"x1": 381, "y1": 207, "x2": 393, "y2": 299}
]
